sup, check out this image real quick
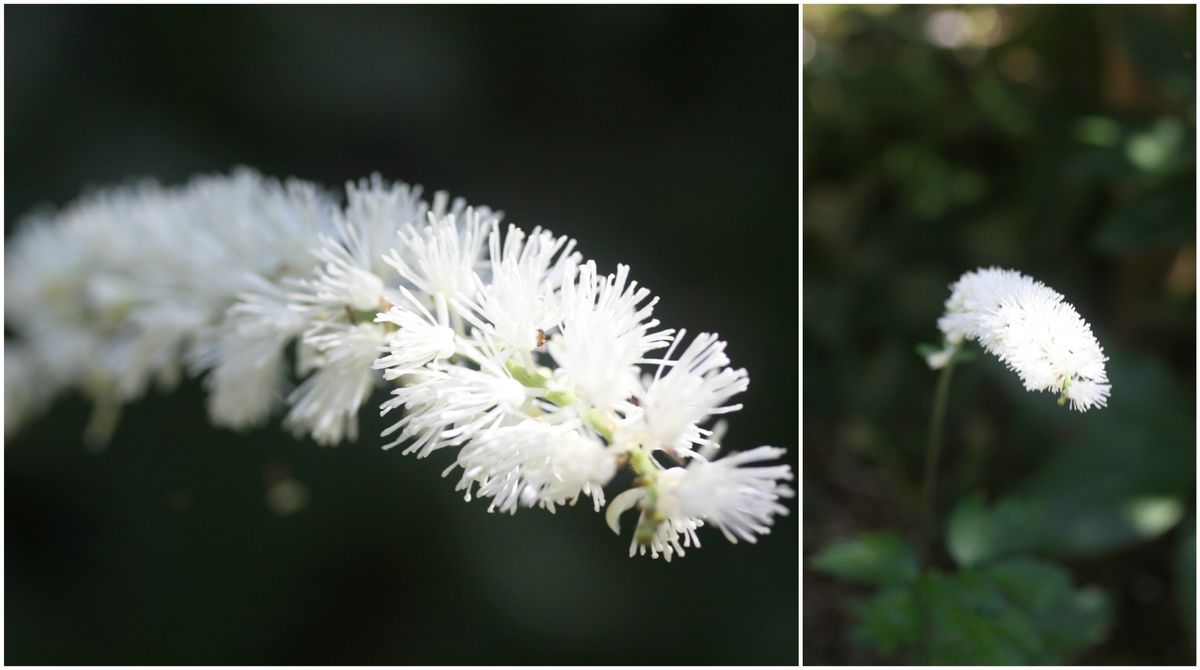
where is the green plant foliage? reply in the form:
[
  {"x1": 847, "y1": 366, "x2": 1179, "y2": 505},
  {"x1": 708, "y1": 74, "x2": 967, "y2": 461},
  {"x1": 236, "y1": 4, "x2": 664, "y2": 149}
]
[
  {"x1": 852, "y1": 558, "x2": 1110, "y2": 664},
  {"x1": 809, "y1": 532, "x2": 918, "y2": 587},
  {"x1": 945, "y1": 353, "x2": 1193, "y2": 566},
  {"x1": 946, "y1": 493, "x2": 1042, "y2": 568},
  {"x1": 804, "y1": 4, "x2": 1195, "y2": 662},
  {"x1": 1094, "y1": 176, "x2": 1196, "y2": 253},
  {"x1": 850, "y1": 586, "x2": 920, "y2": 654},
  {"x1": 982, "y1": 559, "x2": 1111, "y2": 658}
]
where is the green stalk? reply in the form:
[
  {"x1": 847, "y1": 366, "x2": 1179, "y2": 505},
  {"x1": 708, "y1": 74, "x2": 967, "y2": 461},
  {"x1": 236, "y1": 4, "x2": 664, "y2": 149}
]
[{"x1": 919, "y1": 357, "x2": 956, "y2": 568}]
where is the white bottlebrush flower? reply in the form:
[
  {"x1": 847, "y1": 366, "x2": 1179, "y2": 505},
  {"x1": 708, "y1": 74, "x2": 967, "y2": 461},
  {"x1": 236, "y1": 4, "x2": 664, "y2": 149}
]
[
  {"x1": 548, "y1": 260, "x2": 674, "y2": 410},
  {"x1": 456, "y1": 224, "x2": 579, "y2": 355},
  {"x1": 194, "y1": 275, "x2": 311, "y2": 429},
  {"x1": 288, "y1": 175, "x2": 435, "y2": 316},
  {"x1": 450, "y1": 419, "x2": 617, "y2": 513},
  {"x1": 204, "y1": 339, "x2": 289, "y2": 430},
  {"x1": 5, "y1": 343, "x2": 56, "y2": 437},
  {"x1": 607, "y1": 445, "x2": 794, "y2": 560},
  {"x1": 293, "y1": 217, "x2": 389, "y2": 313},
  {"x1": 254, "y1": 177, "x2": 338, "y2": 275},
  {"x1": 606, "y1": 472, "x2": 704, "y2": 562},
  {"x1": 104, "y1": 301, "x2": 211, "y2": 399},
  {"x1": 174, "y1": 169, "x2": 333, "y2": 288},
  {"x1": 936, "y1": 267, "x2": 1110, "y2": 411},
  {"x1": 341, "y1": 174, "x2": 429, "y2": 279},
  {"x1": 284, "y1": 322, "x2": 389, "y2": 445},
  {"x1": 383, "y1": 207, "x2": 493, "y2": 302},
  {"x1": 674, "y1": 446, "x2": 795, "y2": 543},
  {"x1": 629, "y1": 330, "x2": 749, "y2": 454},
  {"x1": 5, "y1": 169, "x2": 341, "y2": 445},
  {"x1": 373, "y1": 287, "x2": 459, "y2": 378},
  {"x1": 5, "y1": 209, "x2": 101, "y2": 324},
  {"x1": 6, "y1": 167, "x2": 794, "y2": 562},
  {"x1": 378, "y1": 364, "x2": 530, "y2": 456}
]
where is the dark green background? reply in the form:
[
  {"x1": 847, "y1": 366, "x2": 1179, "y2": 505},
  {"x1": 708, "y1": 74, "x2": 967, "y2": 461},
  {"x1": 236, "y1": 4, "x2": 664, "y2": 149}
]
[
  {"x1": 5, "y1": 5, "x2": 798, "y2": 665},
  {"x1": 804, "y1": 5, "x2": 1195, "y2": 665}
]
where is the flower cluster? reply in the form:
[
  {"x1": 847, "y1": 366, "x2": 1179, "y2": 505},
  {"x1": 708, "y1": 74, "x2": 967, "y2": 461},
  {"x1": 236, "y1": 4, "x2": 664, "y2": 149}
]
[
  {"x1": 4, "y1": 168, "x2": 793, "y2": 560},
  {"x1": 931, "y1": 267, "x2": 1111, "y2": 411}
]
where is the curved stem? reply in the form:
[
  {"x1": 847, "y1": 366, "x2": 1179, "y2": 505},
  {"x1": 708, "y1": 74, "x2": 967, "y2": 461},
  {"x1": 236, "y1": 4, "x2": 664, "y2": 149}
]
[{"x1": 919, "y1": 357, "x2": 956, "y2": 568}]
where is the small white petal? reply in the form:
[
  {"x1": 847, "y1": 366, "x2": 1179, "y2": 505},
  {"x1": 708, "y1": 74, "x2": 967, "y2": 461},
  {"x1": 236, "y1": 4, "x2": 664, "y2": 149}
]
[{"x1": 606, "y1": 487, "x2": 646, "y2": 535}]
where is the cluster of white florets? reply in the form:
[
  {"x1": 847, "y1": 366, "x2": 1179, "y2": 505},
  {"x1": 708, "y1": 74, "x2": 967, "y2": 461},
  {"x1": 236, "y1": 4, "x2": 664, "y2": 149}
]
[
  {"x1": 931, "y1": 267, "x2": 1111, "y2": 411},
  {"x1": 4, "y1": 168, "x2": 793, "y2": 560}
]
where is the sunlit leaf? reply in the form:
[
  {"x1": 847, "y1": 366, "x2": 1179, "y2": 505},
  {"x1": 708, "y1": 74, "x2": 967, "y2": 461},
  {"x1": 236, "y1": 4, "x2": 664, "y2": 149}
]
[
  {"x1": 809, "y1": 532, "x2": 918, "y2": 587},
  {"x1": 946, "y1": 493, "x2": 1043, "y2": 567}
]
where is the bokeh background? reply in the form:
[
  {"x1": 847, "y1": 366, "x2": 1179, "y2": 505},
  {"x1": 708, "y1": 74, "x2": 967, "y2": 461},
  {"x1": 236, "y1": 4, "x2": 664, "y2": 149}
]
[
  {"x1": 804, "y1": 4, "x2": 1195, "y2": 665},
  {"x1": 4, "y1": 5, "x2": 798, "y2": 665}
]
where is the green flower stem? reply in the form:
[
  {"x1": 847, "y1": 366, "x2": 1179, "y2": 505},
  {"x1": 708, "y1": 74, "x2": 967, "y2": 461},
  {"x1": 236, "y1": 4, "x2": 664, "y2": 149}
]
[
  {"x1": 504, "y1": 360, "x2": 617, "y2": 442},
  {"x1": 505, "y1": 355, "x2": 654, "y2": 543},
  {"x1": 628, "y1": 448, "x2": 655, "y2": 479},
  {"x1": 545, "y1": 389, "x2": 577, "y2": 407},
  {"x1": 628, "y1": 449, "x2": 662, "y2": 545},
  {"x1": 919, "y1": 356, "x2": 956, "y2": 568},
  {"x1": 505, "y1": 359, "x2": 548, "y2": 388},
  {"x1": 586, "y1": 408, "x2": 616, "y2": 442}
]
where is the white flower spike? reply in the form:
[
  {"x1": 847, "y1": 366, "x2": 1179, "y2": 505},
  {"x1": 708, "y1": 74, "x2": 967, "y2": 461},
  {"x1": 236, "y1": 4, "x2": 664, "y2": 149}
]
[
  {"x1": 4, "y1": 167, "x2": 793, "y2": 561},
  {"x1": 935, "y1": 267, "x2": 1111, "y2": 411}
]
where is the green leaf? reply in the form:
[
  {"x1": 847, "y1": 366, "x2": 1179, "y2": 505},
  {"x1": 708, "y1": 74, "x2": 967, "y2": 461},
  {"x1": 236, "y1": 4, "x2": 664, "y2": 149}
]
[
  {"x1": 946, "y1": 494, "x2": 1043, "y2": 567},
  {"x1": 948, "y1": 354, "x2": 1193, "y2": 563},
  {"x1": 851, "y1": 586, "x2": 920, "y2": 654},
  {"x1": 946, "y1": 492, "x2": 1184, "y2": 567},
  {"x1": 809, "y1": 532, "x2": 918, "y2": 587},
  {"x1": 982, "y1": 558, "x2": 1110, "y2": 659},
  {"x1": 919, "y1": 568, "x2": 1045, "y2": 664},
  {"x1": 852, "y1": 557, "x2": 1110, "y2": 664}
]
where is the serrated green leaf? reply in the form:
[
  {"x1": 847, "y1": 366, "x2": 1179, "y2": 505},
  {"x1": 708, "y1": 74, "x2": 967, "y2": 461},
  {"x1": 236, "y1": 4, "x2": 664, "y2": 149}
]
[
  {"x1": 982, "y1": 558, "x2": 1110, "y2": 658},
  {"x1": 809, "y1": 532, "x2": 918, "y2": 587},
  {"x1": 919, "y1": 569, "x2": 1046, "y2": 664},
  {"x1": 851, "y1": 557, "x2": 1110, "y2": 664}
]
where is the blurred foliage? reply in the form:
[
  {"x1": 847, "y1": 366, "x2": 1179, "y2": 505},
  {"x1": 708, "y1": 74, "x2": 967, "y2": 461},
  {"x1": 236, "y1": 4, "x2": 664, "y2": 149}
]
[
  {"x1": 813, "y1": 536, "x2": 1111, "y2": 663},
  {"x1": 947, "y1": 353, "x2": 1193, "y2": 565},
  {"x1": 810, "y1": 531, "x2": 918, "y2": 587},
  {"x1": 803, "y1": 5, "x2": 1195, "y2": 665}
]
